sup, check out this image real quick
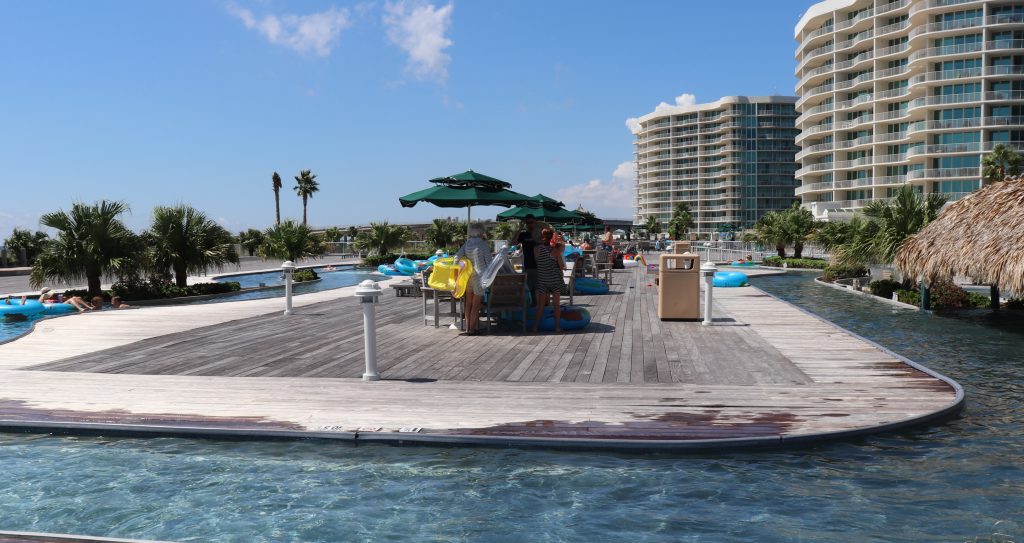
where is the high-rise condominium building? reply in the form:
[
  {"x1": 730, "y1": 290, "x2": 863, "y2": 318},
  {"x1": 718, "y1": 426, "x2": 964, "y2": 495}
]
[
  {"x1": 795, "y1": 0, "x2": 1024, "y2": 220},
  {"x1": 632, "y1": 96, "x2": 800, "y2": 237}
]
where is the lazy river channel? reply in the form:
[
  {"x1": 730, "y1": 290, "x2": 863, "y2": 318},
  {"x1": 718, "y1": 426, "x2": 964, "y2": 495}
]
[{"x1": 0, "y1": 271, "x2": 1021, "y2": 542}]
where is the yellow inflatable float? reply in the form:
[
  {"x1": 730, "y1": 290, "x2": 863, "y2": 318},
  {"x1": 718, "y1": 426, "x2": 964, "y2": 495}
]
[{"x1": 426, "y1": 257, "x2": 474, "y2": 299}]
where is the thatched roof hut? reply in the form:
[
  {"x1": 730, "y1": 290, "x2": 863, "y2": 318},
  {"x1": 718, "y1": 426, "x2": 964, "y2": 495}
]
[{"x1": 894, "y1": 176, "x2": 1024, "y2": 295}]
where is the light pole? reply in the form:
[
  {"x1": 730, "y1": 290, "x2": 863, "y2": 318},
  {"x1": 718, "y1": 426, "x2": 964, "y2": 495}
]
[
  {"x1": 354, "y1": 280, "x2": 383, "y2": 381},
  {"x1": 282, "y1": 260, "x2": 295, "y2": 316},
  {"x1": 700, "y1": 262, "x2": 717, "y2": 326}
]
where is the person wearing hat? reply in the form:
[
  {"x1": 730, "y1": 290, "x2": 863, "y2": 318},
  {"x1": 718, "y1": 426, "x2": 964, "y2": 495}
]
[
  {"x1": 40, "y1": 287, "x2": 91, "y2": 311},
  {"x1": 455, "y1": 223, "x2": 493, "y2": 335}
]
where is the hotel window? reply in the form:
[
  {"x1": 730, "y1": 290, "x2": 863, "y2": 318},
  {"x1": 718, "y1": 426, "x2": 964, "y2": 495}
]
[
  {"x1": 931, "y1": 180, "x2": 979, "y2": 194},
  {"x1": 846, "y1": 189, "x2": 869, "y2": 200},
  {"x1": 933, "y1": 155, "x2": 980, "y2": 169},
  {"x1": 934, "y1": 83, "x2": 981, "y2": 96},
  {"x1": 934, "y1": 9, "x2": 982, "y2": 24},
  {"x1": 934, "y1": 107, "x2": 980, "y2": 120}
]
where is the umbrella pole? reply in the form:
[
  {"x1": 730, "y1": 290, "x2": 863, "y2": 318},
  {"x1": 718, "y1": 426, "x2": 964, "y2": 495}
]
[{"x1": 467, "y1": 206, "x2": 472, "y2": 234}]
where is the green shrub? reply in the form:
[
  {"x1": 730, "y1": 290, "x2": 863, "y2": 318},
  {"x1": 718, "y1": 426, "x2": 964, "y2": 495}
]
[
  {"x1": 759, "y1": 256, "x2": 828, "y2": 269},
  {"x1": 896, "y1": 289, "x2": 921, "y2": 306},
  {"x1": 109, "y1": 280, "x2": 240, "y2": 301},
  {"x1": 929, "y1": 280, "x2": 970, "y2": 310},
  {"x1": 967, "y1": 292, "x2": 992, "y2": 308},
  {"x1": 821, "y1": 264, "x2": 868, "y2": 282},
  {"x1": 869, "y1": 279, "x2": 904, "y2": 299},
  {"x1": 293, "y1": 269, "x2": 319, "y2": 282}
]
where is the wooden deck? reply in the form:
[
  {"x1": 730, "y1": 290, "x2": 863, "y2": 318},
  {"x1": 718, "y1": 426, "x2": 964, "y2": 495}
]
[{"x1": 0, "y1": 266, "x2": 963, "y2": 451}]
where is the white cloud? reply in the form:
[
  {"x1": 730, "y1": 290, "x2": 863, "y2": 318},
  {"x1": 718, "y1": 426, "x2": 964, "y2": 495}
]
[
  {"x1": 626, "y1": 92, "x2": 696, "y2": 134},
  {"x1": 625, "y1": 117, "x2": 641, "y2": 134},
  {"x1": 553, "y1": 161, "x2": 636, "y2": 219},
  {"x1": 383, "y1": 1, "x2": 454, "y2": 82},
  {"x1": 227, "y1": 4, "x2": 351, "y2": 57}
]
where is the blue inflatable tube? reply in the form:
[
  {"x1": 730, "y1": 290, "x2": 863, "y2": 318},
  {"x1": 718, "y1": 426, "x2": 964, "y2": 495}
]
[
  {"x1": 563, "y1": 246, "x2": 582, "y2": 258},
  {"x1": 526, "y1": 305, "x2": 591, "y2": 331},
  {"x1": 413, "y1": 260, "x2": 431, "y2": 271},
  {"x1": 427, "y1": 253, "x2": 449, "y2": 263},
  {"x1": 393, "y1": 258, "x2": 418, "y2": 276},
  {"x1": 0, "y1": 299, "x2": 45, "y2": 318},
  {"x1": 730, "y1": 261, "x2": 758, "y2": 267},
  {"x1": 574, "y1": 277, "x2": 609, "y2": 295},
  {"x1": 713, "y1": 271, "x2": 749, "y2": 287},
  {"x1": 43, "y1": 302, "x2": 77, "y2": 315},
  {"x1": 377, "y1": 264, "x2": 404, "y2": 276}
]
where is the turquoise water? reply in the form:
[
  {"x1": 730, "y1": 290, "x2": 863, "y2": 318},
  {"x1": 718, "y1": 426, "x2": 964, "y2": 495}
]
[
  {"x1": 0, "y1": 272, "x2": 1021, "y2": 542},
  {"x1": 0, "y1": 268, "x2": 379, "y2": 344}
]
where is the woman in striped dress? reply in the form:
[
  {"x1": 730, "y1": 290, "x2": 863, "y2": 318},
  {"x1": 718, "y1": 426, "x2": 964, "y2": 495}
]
[{"x1": 531, "y1": 228, "x2": 567, "y2": 333}]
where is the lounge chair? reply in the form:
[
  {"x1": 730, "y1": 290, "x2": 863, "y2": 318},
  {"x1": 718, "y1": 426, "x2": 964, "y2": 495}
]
[
  {"x1": 482, "y1": 273, "x2": 527, "y2": 333},
  {"x1": 421, "y1": 271, "x2": 462, "y2": 329}
]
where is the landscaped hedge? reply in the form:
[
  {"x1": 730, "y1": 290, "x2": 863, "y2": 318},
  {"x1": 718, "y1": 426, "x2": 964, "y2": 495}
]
[
  {"x1": 293, "y1": 269, "x2": 319, "y2": 282},
  {"x1": 109, "y1": 280, "x2": 241, "y2": 301},
  {"x1": 896, "y1": 289, "x2": 921, "y2": 306},
  {"x1": 361, "y1": 253, "x2": 434, "y2": 266},
  {"x1": 821, "y1": 264, "x2": 869, "y2": 282},
  {"x1": 966, "y1": 292, "x2": 992, "y2": 308},
  {"x1": 868, "y1": 279, "x2": 904, "y2": 300},
  {"x1": 761, "y1": 256, "x2": 828, "y2": 269}
]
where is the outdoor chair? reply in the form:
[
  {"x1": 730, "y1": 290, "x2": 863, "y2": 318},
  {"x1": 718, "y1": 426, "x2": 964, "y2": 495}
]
[
  {"x1": 482, "y1": 273, "x2": 527, "y2": 334},
  {"x1": 420, "y1": 271, "x2": 463, "y2": 329},
  {"x1": 563, "y1": 257, "x2": 577, "y2": 306},
  {"x1": 594, "y1": 248, "x2": 613, "y2": 284}
]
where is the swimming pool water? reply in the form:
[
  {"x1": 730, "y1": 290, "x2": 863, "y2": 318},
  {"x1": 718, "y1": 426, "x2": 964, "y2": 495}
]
[{"x1": 0, "y1": 272, "x2": 1021, "y2": 542}]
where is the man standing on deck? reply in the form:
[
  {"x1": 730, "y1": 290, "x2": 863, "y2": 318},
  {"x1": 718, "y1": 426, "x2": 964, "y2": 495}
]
[{"x1": 516, "y1": 214, "x2": 549, "y2": 295}]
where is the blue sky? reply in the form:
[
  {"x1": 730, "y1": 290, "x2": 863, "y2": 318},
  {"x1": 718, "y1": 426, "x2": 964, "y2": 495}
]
[{"x1": 0, "y1": 0, "x2": 811, "y2": 235}]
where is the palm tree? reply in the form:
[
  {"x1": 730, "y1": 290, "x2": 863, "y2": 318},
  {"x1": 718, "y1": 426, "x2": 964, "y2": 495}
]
[
  {"x1": 812, "y1": 220, "x2": 854, "y2": 253},
  {"x1": 492, "y1": 221, "x2": 520, "y2": 246},
  {"x1": 30, "y1": 200, "x2": 136, "y2": 296},
  {"x1": 354, "y1": 221, "x2": 410, "y2": 256},
  {"x1": 3, "y1": 228, "x2": 49, "y2": 265},
  {"x1": 424, "y1": 218, "x2": 463, "y2": 250},
  {"x1": 982, "y1": 144, "x2": 1023, "y2": 185},
  {"x1": 835, "y1": 185, "x2": 946, "y2": 266},
  {"x1": 322, "y1": 227, "x2": 343, "y2": 243},
  {"x1": 643, "y1": 216, "x2": 661, "y2": 240},
  {"x1": 272, "y1": 172, "x2": 283, "y2": 225},
  {"x1": 146, "y1": 205, "x2": 239, "y2": 288},
  {"x1": 784, "y1": 203, "x2": 816, "y2": 259},
  {"x1": 237, "y1": 228, "x2": 265, "y2": 257},
  {"x1": 294, "y1": 170, "x2": 320, "y2": 226},
  {"x1": 259, "y1": 220, "x2": 325, "y2": 262},
  {"x1": 667, "y1": 202, "x2": 693, "y2": 240},
  {"x1": 347, "y1": 226, "x2": 359, "y2": 240},
  {"x1": 752, "y1": 210, "x2": 789, "y2": 258}
]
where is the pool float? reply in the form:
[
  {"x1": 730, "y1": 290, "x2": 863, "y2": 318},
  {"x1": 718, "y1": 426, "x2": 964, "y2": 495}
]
[
  {"x1": 427, "y1": 253, "x2": 449, "y2": 263},
  {"x1": 574, "y1": 277, "x2": 609, "y2": 295},
  {"x1": 480, "y1": 252, "x2": 516, "y2": 290},
  {"x1": 427, "y1": 257, "x2": 474, "y2": 299},
  {"x1": 0, "y1": 299, "x2": 45, "y2": 318},
  {"x1": 525, "y1": 305, "x2": 591, "y2": 331},
  {"x1": 377, "y1": 264, "x2": 405, "y2": 276},
  {"x1": 42, "y1": 302, "x2": 77, "y2": 315},
  {"x1": 563, "y1": 246, "x2": 582, "y2": 258},
  {"x1": 393, "y1": 258, "x2": 419, "y2": 276},
  {"x1": 413, "y1": 260, "x2": 431, "y2": 271},
  {"x1": 730, "y1": 261, "x2": 758, "y2": 267},
  {"x1": 713, "y1": 271, "x2": 749, "y2": 287}
]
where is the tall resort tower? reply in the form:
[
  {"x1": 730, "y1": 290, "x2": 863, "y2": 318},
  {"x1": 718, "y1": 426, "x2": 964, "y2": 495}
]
[
  {"x1": 795, "y1": 0, "x2": 1024, "y2": 220},
  {"x1": 632, "y1": 96, "x2": 800, "y2": 238}
]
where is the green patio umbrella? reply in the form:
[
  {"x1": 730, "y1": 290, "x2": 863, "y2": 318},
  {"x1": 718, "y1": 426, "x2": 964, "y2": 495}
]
[
  {"x1": 531, "y1": 193, "x2": 566, "y2": 210},
  {"x1": 496, "y1": 206, "x2": 582, "y2": 222},
  {"x1": 399, "y1": 170, "x2": 535, "y2": 231}
]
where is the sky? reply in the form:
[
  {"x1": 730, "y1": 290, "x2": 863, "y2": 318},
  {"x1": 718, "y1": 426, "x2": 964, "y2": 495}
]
[{"x1": 0, "y1": 0, "x2": 812, "y2": 235}]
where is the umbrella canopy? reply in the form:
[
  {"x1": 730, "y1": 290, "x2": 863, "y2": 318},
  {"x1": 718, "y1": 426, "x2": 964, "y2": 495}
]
[
  {"x1": 894, "y1": 175, "x2": 1024, "y2": 294},
  {"x1": 531, "y1": 193, "x2": 565, "y2": 210},
  {"x1": 428, "y1": 170, "x2": 511, "y2": 189},
  {"x1": 497, "y1": 206, "x2": 582, "y2": 222},
  {"x1": 399, "y1": 185, "x2": 535, "y2": 209},
  {"x1": 400, "y1": 170, "x2": 536, "y2": 234}
]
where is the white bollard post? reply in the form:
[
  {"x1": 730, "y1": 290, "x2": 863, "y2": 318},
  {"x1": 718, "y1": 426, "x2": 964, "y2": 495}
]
[
  {"x1": 700, "y1": 262, "x2": 717, "y2": 326},
  {"x1": 282, "y1": 260, "x2": 296, "y2": 316},
  {"x1": 354, "y1": 280, "x2": 383, "y2": 381}
]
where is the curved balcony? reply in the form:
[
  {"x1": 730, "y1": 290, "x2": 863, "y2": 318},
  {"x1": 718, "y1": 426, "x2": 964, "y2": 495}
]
[
  {"x1": 909, "y1": 0, "x2": 984, "y2": 18},
  {"x1": 908, "y1": 42, "x2": 984, "y2": 65},
  {"x1": 907, "y1": 17, "x2": 985, "y2": 42},
  {"x1": 908, "y1": 167, "x2": 980, "y2": 181},
  {"x1": 797, "y1": 61, "x2": 838, "y2": 90},
  {"x1": 873, "y1": 64, "x2": 910, "y2": 83},
  {"x1": 834, "y1": 30, "x2": 873, "y2": 54},
  {"x1": 875, "y1": 19, "x2": 910, "y2": 38},
  {"x1": 795, "y1": 180, "x2": 833, "y2": 196},
  {"x1": 796, "y1": 81, "x2": 835, "y2": 108},
  {"x1": 877, "y1": 0, "x2": 910, "y2": 15},
  {"x1": 834, "y1": 71, "x2": 875, "y2": 92},
  {"x1": 834, "y1": 178, "x2": 874, "y2": 191},
  {"x1": 835, "y1": 135, "x2": 875, "y2": 151},
  {"x1": 834, "y1": 8, "x2": 874, "y2": 32},
  {"x1": 834, "y1": 93, "x2": 874, "y2": 113},
  {"x1": 795, "y1": 101, "x2": 834, "y2": 126},
  {"x1": 795, "y1": 141, "x2": 834, "y2": 161},
  {"x1": 797, "y1": 23, "x2": 835, "y2": 54},
  {"x1": 795, "y1": 161, "x2": 835, "y2": 177},
  {"x1": 874, "y1": 41, "x2": 910, "y2": 60}
]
